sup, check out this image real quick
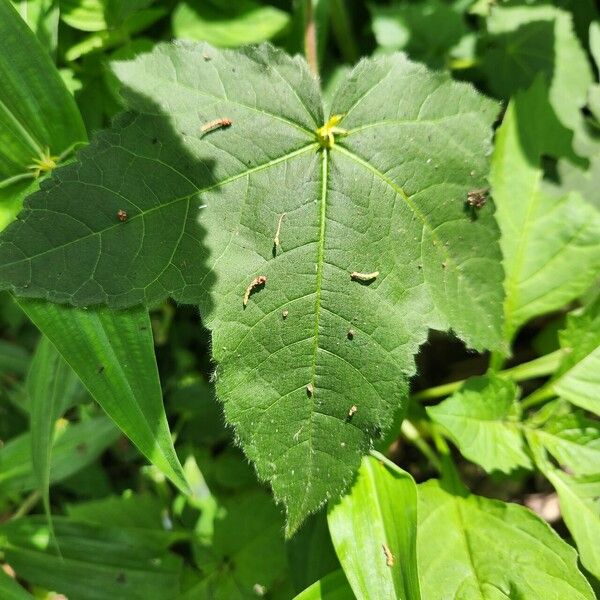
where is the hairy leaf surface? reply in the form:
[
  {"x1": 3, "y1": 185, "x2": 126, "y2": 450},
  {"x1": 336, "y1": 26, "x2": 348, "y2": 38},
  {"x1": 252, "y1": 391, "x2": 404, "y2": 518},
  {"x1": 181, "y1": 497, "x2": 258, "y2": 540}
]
[{"x1": 0, "y1": 42, "x2": 503, "y2": 530}]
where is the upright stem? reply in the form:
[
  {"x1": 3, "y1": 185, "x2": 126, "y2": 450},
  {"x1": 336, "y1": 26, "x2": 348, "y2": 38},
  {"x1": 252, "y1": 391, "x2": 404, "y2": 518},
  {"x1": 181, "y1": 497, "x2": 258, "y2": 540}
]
[
  {"x1": 401, "y1": 420, "x2": 442, "y2": 473},
  {"x1": 411, "y1": 349, "x2": 565, "y2": 402},
  {"x1": 304, "y1": 0, "x2": 319, "y2": 77}
]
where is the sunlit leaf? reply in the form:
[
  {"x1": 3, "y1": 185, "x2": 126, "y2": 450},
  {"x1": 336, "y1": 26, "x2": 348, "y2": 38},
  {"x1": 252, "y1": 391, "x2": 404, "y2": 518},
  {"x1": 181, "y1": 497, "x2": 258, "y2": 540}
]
[
  {"x1": 427, "y1": 374, "x2": 532, "y2": 474},
  {"x1": 490, "y1": 78, "x2": 600, "y2": 341},
  {"x1": 417, "y1": 480, "x2": 595, "y2": 599},
  {"x1": 172, "y1": 0, "x2": 290, "y2": 47},
  {"x1": 0, "y1": 42, "x2": 503, "y2": 531},
  {"x1": 328, "y1": 454, "x2": 420, "y2": 600}
]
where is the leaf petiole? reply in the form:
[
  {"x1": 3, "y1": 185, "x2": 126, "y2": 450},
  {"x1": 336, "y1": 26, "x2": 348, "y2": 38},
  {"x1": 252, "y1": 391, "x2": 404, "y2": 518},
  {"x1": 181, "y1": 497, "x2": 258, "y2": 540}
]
[{"x1": 412, "y1": 349, "x2": 565, "y2": 402}]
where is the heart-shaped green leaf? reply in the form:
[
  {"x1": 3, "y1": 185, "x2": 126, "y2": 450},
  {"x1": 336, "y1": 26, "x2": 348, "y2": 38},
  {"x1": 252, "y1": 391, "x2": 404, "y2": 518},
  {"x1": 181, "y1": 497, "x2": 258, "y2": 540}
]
[{"x1": 0, "y1": 42, "x2": 503, "y2": 531}]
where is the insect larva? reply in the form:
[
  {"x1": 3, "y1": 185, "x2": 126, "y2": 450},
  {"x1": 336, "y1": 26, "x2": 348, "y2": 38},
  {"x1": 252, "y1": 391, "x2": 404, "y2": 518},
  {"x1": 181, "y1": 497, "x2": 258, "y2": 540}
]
[
  {"x1": 243, "y1": 275, "x2": 266, "y2": 306},
  {"x1": 382, "y1": 543, "x2": 394, "y2": 567},
  {"x1": 347, "y1": 329, "x2": 355, "y2": 340},
  {"x1": 348, "y1": 404, "x2": 357, "y2": 417},
  {"x1": 201, "y1": 118, "x2": 232, "y2": 134},
  {"x1": 117, "y1": 209, "x2": 128, "y2": 222},
  {"x1": 306, "y1": 383, "x2": 314, "y2": 397},
  {"x1": 282, "y1": 309, "x2": 289, "y2": 319},
  {"x1": 273, "y1": 213, "x2": 286, "y2": 251},
  {"x1": 350, "y1": 271, "x2": 379, "y2": 282}
]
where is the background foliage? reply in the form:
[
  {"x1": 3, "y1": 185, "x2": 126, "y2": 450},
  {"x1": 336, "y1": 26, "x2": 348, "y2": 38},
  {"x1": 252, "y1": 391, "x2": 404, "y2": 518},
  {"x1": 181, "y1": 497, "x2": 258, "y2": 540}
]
[{"x1": 0, "y1": 0, "x2": 599, "y2": 598}]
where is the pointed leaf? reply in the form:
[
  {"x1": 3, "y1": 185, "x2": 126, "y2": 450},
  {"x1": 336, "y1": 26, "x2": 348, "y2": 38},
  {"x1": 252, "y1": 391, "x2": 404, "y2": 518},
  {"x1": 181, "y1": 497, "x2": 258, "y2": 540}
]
[
  {"x1": 427, "y1": 374, "x2": 532, "y2": 474},
  {"x1": 417, "y1": 481, "x2": 595, "y2": 600},
  {"x1": 0, "y1": 43, "x2": 503, "y2": 530},
  {"x1": 327, "y1": 454, "x2": 420, "y2": 600},
  {"x1": 27, "y1": 335, "x2": 84, "y2": 525},
  {"x1": 490, "y1": 78, "x2": 600, "y2": 340},
  {"x1": 18, "y1": 298, "x2": 189, "y2": 493}
]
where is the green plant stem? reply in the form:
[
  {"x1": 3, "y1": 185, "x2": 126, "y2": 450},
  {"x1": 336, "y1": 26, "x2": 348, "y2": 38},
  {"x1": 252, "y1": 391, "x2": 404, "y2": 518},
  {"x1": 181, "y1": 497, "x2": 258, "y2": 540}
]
[
  {"x1": 521, "y1": 385, "x2": 556, "y2": 410},
  {"x1": 412, "y1": 349, "x2": 565, "y2": 402},
  {"x1": 430, "y1": 426, "x2": 467, "y2": 495},
  {"x1": 304, "y1": 0, "x2": 319, "y2": 77},
  {"x1": 488, "y1": 349, "x2": 506, "y2": 371},
  {"x1": 329, "y1": 0, "x2": 359, "y2": 64},
  {"x1": 400, "y1": 420, "x2": 442, "y2": 473},
  {"x1": 11, "y1": 490, "x2": 41, "y2": 520}
]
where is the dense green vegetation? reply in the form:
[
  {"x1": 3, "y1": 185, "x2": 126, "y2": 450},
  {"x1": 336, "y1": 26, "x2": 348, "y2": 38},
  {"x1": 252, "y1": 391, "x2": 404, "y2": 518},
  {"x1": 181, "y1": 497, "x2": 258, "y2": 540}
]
[{"x1": 0, "y1": 0, "x2": 599, "y2": 598}]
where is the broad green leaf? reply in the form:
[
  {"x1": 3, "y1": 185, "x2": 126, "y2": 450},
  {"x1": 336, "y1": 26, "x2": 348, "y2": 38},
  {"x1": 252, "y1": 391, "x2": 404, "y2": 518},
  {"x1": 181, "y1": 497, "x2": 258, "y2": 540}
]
[
  {"x1": 0, "y1": 0, "x2": 86, "y2": 183},
  {"x1": 293, "y1": 570, "x2": 353, "y2": 600},
  {"x1": 546, "y1": 471, "x2": 600, "y2": 580},
  {"x1": 0, "y1": 568, "x2": 34, "y2": 600},
  {"x1": 0, "y1": 516, "x2": 183, "y2": 600},
  {"x1": 535, "y1": 299, "x2": 600, "y2": 415},
  {"x1": 490, "y1": 78, "x2": 600, "y2": 341},
  {"x1": 482, "y1": 4, "x2": 593, "y2": 129},
  {"x1": 27, "y1": 335, "x2": 83, "y2": 528},
  {"x1": 18, "y1": 299, "x2": 189, "y2": 493},
  {"x1": 427, "y1": 375, "x2": 532, "y2": 474},
  {"x1": 327, "y1": 454, "x2": 420, "y2": 600},
  {"x1": 417, "y1": 480, "x2": 595, "y2": 600},
  {"x1": 0, "y1": 415, "x2": 119, "y2": 495},
  {"x1": 11, "y1": 0, "x2": 59, "y2": 56},
  {"x1": 370, "y1": 0, "x2": 467, "y2": 68},
  {"x1": 527, "y1": 432, "x2": 600, "y2": 580},
  {"x1": 0, "y1": 43, "x2": 503, "y2": 531},
  {"x1": 172, "y1": 0, "x2": 290, "y2": 47},
  {"x1": 527, "y1": 401, "x2": 600, "y2": 477}
]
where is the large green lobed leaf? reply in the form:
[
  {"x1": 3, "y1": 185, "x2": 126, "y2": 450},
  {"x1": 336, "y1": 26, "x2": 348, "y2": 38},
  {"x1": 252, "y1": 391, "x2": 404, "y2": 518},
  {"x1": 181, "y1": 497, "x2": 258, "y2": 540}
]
[{"x1": 0, "y1": 42, "x2": 503, "y2": 531}]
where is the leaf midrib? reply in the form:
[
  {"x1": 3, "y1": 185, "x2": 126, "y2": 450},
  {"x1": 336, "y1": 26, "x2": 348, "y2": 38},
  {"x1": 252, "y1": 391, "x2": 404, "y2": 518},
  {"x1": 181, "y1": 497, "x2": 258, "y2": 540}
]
[
  {"x1": 1, "y1": 143, "x2": 318, "y2": 272},
  {"x1": 295, "y1": 148, "x2": 328, "y2": 522}
]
